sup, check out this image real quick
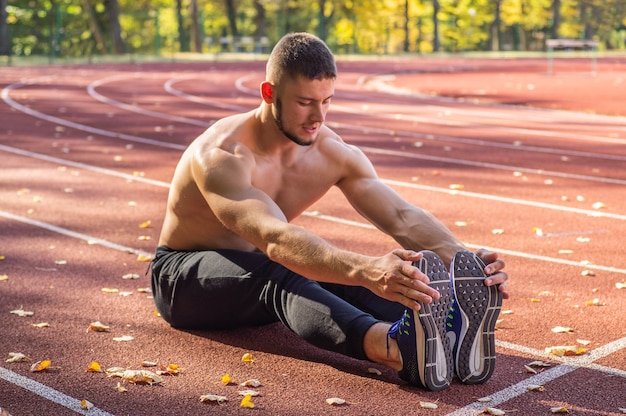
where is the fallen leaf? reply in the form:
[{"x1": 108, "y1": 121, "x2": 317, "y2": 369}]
[
  {"x1": 558, "y1": 249, "x2": 573, "y2": 255},
  {"x1": 477, "y1": 397, "x2": 492, "y2": 403},
  {"x1": 615, "y1": 282, "x2": 626, "y2": 289},
  {"x1": 240, "y1": 379, "x2": 261, "y2": 387},
  {"x1": 492, "y1": 229, "x2": 504, "y2": 235},
  {"x1": 545, "y1": 345, "x2": 587, "y2": 356},
  {"x1": 482, "y1": 407, "x2": 506, "y2": 415},
  {"x1": 10, "y1": 308, "x2": 34, "y2": 317},
  {"x1": 79, "y1": 400, "x2": 94, "y2": 410},
  {"x1": 101, "y1": 288, "x2": 119, "y2": 293},
  {"x1": 586, "y1": 298, "x2": 605, "y2": 306},
  {"x1": 118, "y1": 369, "x2": 162, "y2": 385},
  {"x1": 550, "y1": 407, "x2": 569, "y2": 413},
  {"x1": 138, "y1": 220, "x2": 151, "y2": 229},
  {"x1": 156, "y1": 363, "x2": 180, "y2": 375},
  {"x1": 238, "y1": 390, "x2": 260, "y2": 397},
  {"x1": 112, "y1": 335, "x2": 134, "y2": 342},
  {"x1": 455, "y1": 221, "x2": 468, "y2": 227},
  {"x1": 591, "y1": 202, "x2": 606, "y2": 210},
  {"x1": 30, "y1": 360, "x2": 51, "y2": 372},
  {"x1": 122, "y1": 273, "x2": 140, "y2": 280},
  {"x1": 136, "y1": 254, "x2": 152, "y2": 262},
  {"x1": 449, "y1": 184, "x2": 464, "y2": 190},
  {"x1": 530, "y1": 298, "x2": 540, "y2": 303},
  {"x1": 221, "y1": 374, "x2": 233, "y2": 385},
  {"x1": 0, "y1": 274, "x2": 8, "y2": 281},
  {"x1": 551, "y1": 326, "x2": 574, "y2": 333},
  {"x1": 241, "y1": 352, "x2": 254, "y2": 363},
  {"x1": 524, "y1": 365, "x2": 537, "y2": 374},
  {"x1": 325, "y1": 397, "x2": 346, "y2": 406},
  {"x1": 618, "y1": 408, "x2": 626, "y2": 414},
  {"x1": 113, "y1": 382, "x2": 127, "y2": 392},
  {"x1": 240, "y1": 394, "x2": 255, "y2": 408},
  {"x1": 86, "y1": 361, "x2": 102, "y2": 373},
  {"x1": 6, "y1": 352, "x2": 29, "y2": 363},
  {"x1": 527, "y1": 360, "x2": 551, "y2": 367},
  {"x1": 577, "y1": 339, "x2": 591, "y2": 345},
  {"x1": 526, "y1": 384, "x2": 545, "y2": 391},
  {"x1": 420, "y1": 401, "x2": 438, "y2": 409},
  {"x1": 533, "y1": 227, "x2": 544, "y2": 236},
  {"x1": 141, "y1": 361, "x2": 158, "y2": 367},
  {"x1": 32, "y1": 322, "x2": 49, "y2": 329},
  {"x1": 367, "y1": 367, "x2": 382, "y2": 375},
  {"x1": 581, "y1": 270, "x2": 595, "y2": 277},
  {"x1": 88, "y1": 321, "x2": 110, "y2": 332},
  {"x1": 200, "y1": 394, "x2": 228, "y2": 404}
]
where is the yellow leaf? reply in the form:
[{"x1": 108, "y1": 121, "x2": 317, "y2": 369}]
[
  {"x1": 545, "y1": 346, "x2": 587, "y2": 357},
  {"x1": 586, "y1": 298, "x2": 605, "y2": 306},
  {"x1": 32, "y1": 322, "x2": 49, "y2": 329},
  {"x1": 79, "y1": 400, "x2": 94, "y2": 410},
  {"x1": 137, "y1": 254, "x2": 152, "y2": 262},
  {"x1": 550, "y1": 407, "x2": 569, "y2": 413},
  {"x1": 241, "y1": 352, "x2": 254, "y2": 363},
  {"x1": 530, "y1": 298, "x2": 540, "y2": 303},
  {"x1": 0, "y1": 255, "x2": 5, "y2": 260},
  {"x1": 30, "y1": 360, "x2": 51, "y2": 372},
  {"x1": 156, "y1": 363, "x2": 180, "y2": 375},
  {"x1": 86, "y1": 361, "x2": 102, "y2": 373},
  {"x1": 240, "y1": 394, "x2": 255, "y2": 408},
  {"x1": 101, "y1": 288, "x2": 119, "y2": 293},
  {"x1": 0, "y1": 274, "x2": 8, "y2": 281},
  {"x1": 138, "y1": 220, "x2": 151, "y2": 229},
  {"x1": 221, "y1": 374, "x2": 232, "y2": 385},
  {"x1": 88, "y1": 321, "x2": 110, "y2": 332},
  {"x1": 449, "y1": 184, "x2": 464, "y2": 190}
]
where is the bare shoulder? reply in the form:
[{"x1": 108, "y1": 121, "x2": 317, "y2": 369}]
[{"x1": 316, "y1": 127, "x2": 376, "y2": 177}]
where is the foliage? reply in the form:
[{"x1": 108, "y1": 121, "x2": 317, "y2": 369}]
[{"x1": 1, "y1": 0, "x2": 625, "y2": 58}]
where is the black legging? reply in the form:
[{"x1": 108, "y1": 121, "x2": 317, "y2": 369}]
[{"x1": 150, "y1": 246, "x2": 405, "y2": 360}]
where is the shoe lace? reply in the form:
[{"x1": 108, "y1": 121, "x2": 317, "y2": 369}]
[{"x1": 386, "y1": 310, "x2": 411, "y2": 356}]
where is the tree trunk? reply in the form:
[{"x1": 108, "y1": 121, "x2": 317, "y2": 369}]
[
  {"x1": 0, "y1": 0, "x2": 9, "y2": 55},
  {"x1": 224, "y1": 0, "x2": 239, "y2": 38},
  {"x1": 253, "y1": 0, "x2": 266, "y2": 38},
  {"x1": 432, "y1": 0, "x2": 440, "y2": 52},
  {"x1": 177, "y1": 0, "x2": 190, "y2": 52},
  {"x1": 551, "y1": 0, "x2": 561, "y2": 39},
  {"x1": 83, "y1": 0, "x2": 107, "y2": 53},
  {"x1": 489, "y1": 0, "x2": 501, "y2": 51},
  {"x1": 189, "y1": 0, "x2": 202, "y2": 52},
  {"x1": 105, "y1": 0, "x2": 126, "y2": 54}
]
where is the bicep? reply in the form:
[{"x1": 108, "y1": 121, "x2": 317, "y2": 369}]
[{"x1": 192, "y1": 146, "x2": 288, "y2": 248}]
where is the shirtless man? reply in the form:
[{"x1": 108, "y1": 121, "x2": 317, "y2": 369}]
[{"x1": 151, "y1": 32, "x2": 509, "y2": 391}]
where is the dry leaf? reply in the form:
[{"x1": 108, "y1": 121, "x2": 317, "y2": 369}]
[
  {"x1": 577, "y1": 339, "x2": 591, "y2": 345},
  {"x1": 241, "y1": 352, "x2": 254, "y2": 363},
  {"x1": 200, "y1": 394, "x2": 228, "y2": 404},
  {"x1": 138, "y1": 220, "x2": 151, "y2": 229},
  {"x1": 156, "y1": 363, "x2": 180, "y2": 375},
  {"x1": 32, "y1": 322, "x2": 49, "y2": 328},
  {"x1": 618, "y1": 408, "x2": 626, "y2": 414},
  {"x1": 240, "y1": 379, "x2": 261, "y2": 388},
  {"x1": 141, "y1": 361, "x2": 157, "y2": 367},
  {"x1": 551, "y1": 326, "x2": 574, "y2": 333},
  {"x1": 238, "y1": 390, "x2": 260, "y2": 397},
  {"x1": 30, "y1": 360, "x2": 51, "y2": 372},
  {"x1": 325, "y1": 397, "x2": 346, "y2": 406},
  {"x1": 586, "y1": 298, "x2": 605, "y2": 306},
  {"x1": 10, "y1": 308, "x2": 34, "y2": 317},
  {"x1": 122, "y1": 273, "x2": 140, "y2": 280},
  {"x1": 0, "y1": 274, "x2": 8, "y2": 281},
  {"x1": 581, "y1": 270, "x2": 595, "y2": 277},
  {"x1": 86, "y1": 361, "x2": 102, "y2": 373},
  {"x1": 120, "y1": 369, "x2": 162, "y2": 385},
  {"x1": 524, "y1": 365, "x2": 537, "y2": 374},
  {"x1": 137, "y1": 254, "x2": 152, "y2": 262},
  {"x1": 533, "y1": 227, "x2": 544, "y2": 236},
  {"x1": 449, "y1": 184, "x2": 464, "y2": 190},
  {"x1": 492, "y1": 229, "x2": 504, "y2": 235},
  {"x1": 482, "y1": 408, "x2": 506, "y2": 415},
  {"x1": 477, "y1": 397, "x2": 492, "y2": 403},
  {"x1": 114, "y1": 382, "x2": 127, "y2": 392},
  {"x1": 616, "y1": 282, "x2": 626, "y2": 289},
  {"x1": 6, "y1": 352, "x2": 29, "y2": 363},
  {"x1": 112, "y1": 335, "x2": 134, "y2": 342},
  {"x1": 550, "y1": 407, "x2": 569, "y2": 413},
  {"x1": 545, "y1": 346, "x2": 587, "y2": 356},
  {"x1": 527, "y1": 384, "x2": 545, "y2": 391},
  {"x1": 221, "y1": 374, "x2": 233, "y2": 385},
  {"x1": 89, "y1": 321, "x2": 110, "y2": 332},
  {"x1": 591, "y1": 202, "x2": 606, "y2": 210},
  {"x1": 527, "y1": 360, "x2": 551, "y2": 367},
  {"x1": 79, "y1": 400, "x2": 94, "y2": 410},
  {"x1": 240, "y1": 394, "x2": 255, "y2": 408},
  {"x1": 419, "y1": 401, "x2": 438, "y2": 409},
  {"x1": 101, "y1": 288, "x2": 119, "y2": 293},
  {"x1": 367, "y1": 367, "x2": 382, "y2": 375}
]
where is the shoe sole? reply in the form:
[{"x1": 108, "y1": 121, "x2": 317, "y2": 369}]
[
  {"x1": 413, "y1": 251, "x2": 453, "y2": 391},
  {"x1": 451, "y1": 250, "x2": 502, "y2": 384}
]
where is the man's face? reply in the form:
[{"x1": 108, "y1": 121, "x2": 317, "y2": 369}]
[{"x1": 271, "y1": 76, "x2": 335, "y2": 146}]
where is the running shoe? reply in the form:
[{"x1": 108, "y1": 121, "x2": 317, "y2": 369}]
[
  {"x1": 387, "y1": 251, "x2": 453, "y2": 391},
  {"x1": 447, "y1": 250, "x2": 502, "y2": 384}
]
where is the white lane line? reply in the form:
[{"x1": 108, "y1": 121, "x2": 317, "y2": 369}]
[
  {"x1": 87, "y1": 74, "x2": 211, "y2": 127},
  {"x1": 0, "y1": 366, "x2": 115, "y2": 416},
  {"x1": 447, "y1": 336, "x2": 626, "y2": 416}
]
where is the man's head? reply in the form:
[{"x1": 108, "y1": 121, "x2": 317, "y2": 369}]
[
  {"x1": 266, "y1": 32, "x2": 337, "y2": 84},
  {"x1": 262, "y1": 33, "x2": 337, "y2": 147}
]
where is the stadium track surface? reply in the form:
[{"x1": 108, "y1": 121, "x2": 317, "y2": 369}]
[{"x1": 1, "y1": 56, "x2": 625, "y2": 415}]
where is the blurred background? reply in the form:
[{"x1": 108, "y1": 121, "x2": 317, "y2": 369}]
[{"x1": 1, "y1": 0, "x2": 625, "y2": 63}]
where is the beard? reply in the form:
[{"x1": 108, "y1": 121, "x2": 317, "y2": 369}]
[{"x1": 273, "y1": 98, "x2": 314, "y2": 147}]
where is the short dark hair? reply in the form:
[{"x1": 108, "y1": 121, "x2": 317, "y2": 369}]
[{"x1": 266, "y1": 33, "x2": 337, "y2": 83}]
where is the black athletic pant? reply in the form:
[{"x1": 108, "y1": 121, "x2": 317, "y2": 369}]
[{"x1": 150, "y1": 246, "x2": 405, "y2": 360}]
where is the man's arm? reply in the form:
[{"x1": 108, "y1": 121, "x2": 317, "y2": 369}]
[{"x1": 191, "y1": 142, "x2": 443, "y2": 310}]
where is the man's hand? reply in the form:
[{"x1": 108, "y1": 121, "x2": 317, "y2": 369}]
[
  {"x1": 366, "y1": 249, "x2": 441, "y2": 312},
  {"x1": 475, "y1": 248, "x2": 510, "y2": 300}
]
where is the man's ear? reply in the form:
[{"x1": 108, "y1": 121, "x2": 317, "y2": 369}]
[{"x1": 260, "y1": 81, "x2": 274, "y2": 104}]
